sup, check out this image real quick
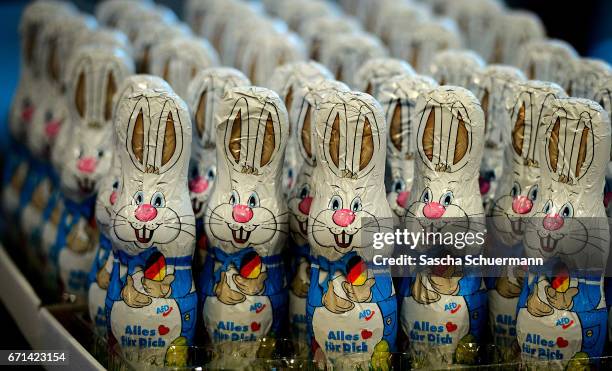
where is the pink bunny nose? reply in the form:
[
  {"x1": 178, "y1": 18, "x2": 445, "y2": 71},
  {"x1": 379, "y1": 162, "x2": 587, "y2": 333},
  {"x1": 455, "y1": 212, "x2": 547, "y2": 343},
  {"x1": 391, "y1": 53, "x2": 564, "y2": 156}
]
[
  {"x1": 479, "y1": 178, "x2": 491, "y2": 195},
  {"x1": 135, "y1": 204, "x2": 158, "y2": 222},
  {"x1": 298, "y1": 196, "x2": 313, "y2": 215},
  {"x1": 109, "y1": 191, "x2": 117, "y2": 205},
  {"x1": 233, "y1": 204, "x2": 253, "y2": 223},
  {"x1": 189, "y1": 176, "x2": 209, "y2": 194},
  {"x1": 332, "y1": 209, "x2": 355, "y2": 227},
  {"x1": 21, "y1": 106, "x2": 34, "y2": 122},
  {"x1": 423, "y1": 202, "x2": 445, "y2": 219},
  {"x1": 45, "y1": 120, "x2": 61, "y2": 138},
  {"x1": 396, "y1": 191, "x2": 410, "y2": 208},
  {"x1": 77, "y1": 157, "x2": 97, "y2": 174},
  {"x1": 543, "y1": 214, "x2": 564, "y2": 231},
  {"x1": 512, "y1": 196, "x2": 533, "y2": 215}
]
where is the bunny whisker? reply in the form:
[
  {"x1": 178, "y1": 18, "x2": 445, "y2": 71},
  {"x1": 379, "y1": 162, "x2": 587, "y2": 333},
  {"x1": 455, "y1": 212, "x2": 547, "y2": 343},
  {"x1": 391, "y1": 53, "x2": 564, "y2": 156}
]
[{"x1": 165, "y1": 225, "x2": 196, "y2": 238}]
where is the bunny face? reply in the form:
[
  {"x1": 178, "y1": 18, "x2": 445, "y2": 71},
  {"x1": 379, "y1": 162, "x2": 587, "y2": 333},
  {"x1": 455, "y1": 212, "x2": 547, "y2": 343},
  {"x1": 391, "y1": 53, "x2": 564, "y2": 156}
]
[
  {"x1": 405, "y1": 87, "x2": 485, "y2": 240},
  {"x1": 523, "y1": 99, "x2": 610, "y2": 267},
  {"x1": 186, "y1": 68, "x2": 250, "y2": 218},
  {"x1": 354, "y1": 57, "x2": 414, "y2": 97},
  {"x1": 150, "y1": 36, "x2": 219, "y2": 98},
  {"x1": 308, "y1": 90, "x2": 392, "y2": 261},
  {"x1": 428, "y1": 49, "x2": 484, "y2": 88},
  {"x1": 111, "y1": 84, "x2": 193, "y2": 256},
  {"x1": 377, "y1": 74, "x2": 438, "y2": 222},
  {"x1": 490, "y1": 81, "x2": 566, "y2": 246},
  {"x1": 205, "y1": 87, "x2": 289, "y2": 256},
  {"x1": 518, "y1": 39, "x2": 578, "y2": 92},
  {"x1": 287, "y1": 79, "x2": 349, "y2": 246}
]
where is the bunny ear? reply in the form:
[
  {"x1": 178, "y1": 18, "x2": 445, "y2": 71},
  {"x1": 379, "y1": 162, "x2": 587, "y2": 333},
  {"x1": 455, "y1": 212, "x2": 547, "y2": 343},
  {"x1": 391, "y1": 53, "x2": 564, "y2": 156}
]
[
  {"x1": 24, "y1": 25, "x2": 37, "y2": 65},
  {"x1": 260, "y1": 113, "x2": 275, "y2": 167},
  {"x1": 248, "y1": 59, "x2": 257, "y2": 83},
  {"x1": 527, "y1": 62, "x2": 535, "y2": 79},
  {"x1": 228, "y1": 109, "x2": 242, "y2": 163},
  {"x1": 453, "y1": 113, "x2": 468, "y2": 164},
  {"x1": 301, "y1": 104, "x2": 313, "y2": 158},
  {"x1": 195, "y1": 90, "x2": 207, "y2": 137},
  {"x1": 48, "y1": 39, "x2": 60, "y2": 83},
  {"x1": 422, "y1": 108, "x2": 435, "y2": 162},
  {"x1": 389, "y1": 102, "x2": 402, "y2": 151},
  {"x1": 410, "y1": 45, "x2": 420, "y2": 70},
  {"x1": 547, "y1": 118, "x2": 560, "y2": 173},
  {"x1": 512, "y1": 103, "x2": 526, "y2": 156},
  {"x1": 161, "y1": 111, "x2": 176, "y2": 166},
  {"x1": 365, "y1": 82, "x2": 373, "y2": 95},
  {"x1": 162, "y1": 59, "x2": 170, "y2": 82},
  {"x1": 575, "y1": 126, "x2": 589, "y2": 177},
  {"x1": 75, "y1": 71, "x2": 86, "y2": 118},
  {"x1": 481, "y1": 89, "x2": 489, "y2": 135},
  {"x1": 132, "y1": 109, "x2": 145, "y2": 164},
  {"x1": 329, "y1": 112, "x2": 341, "y2": 168},
  {"x1": 104, "y1": 71, "x2": 117, "y2": 121},
  {"x1": 359, "y1": 117, "x2": 374, "y2": 170},
  {"x1": 335, "y1": 63, "x2": 343, "y2": 82}
]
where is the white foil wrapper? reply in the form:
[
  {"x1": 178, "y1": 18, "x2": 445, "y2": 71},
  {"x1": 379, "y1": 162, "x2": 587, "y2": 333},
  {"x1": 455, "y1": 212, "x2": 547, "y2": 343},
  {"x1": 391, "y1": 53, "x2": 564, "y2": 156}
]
[
  {"x1": 492, "y1": 10, "x2": 545, "y2": 65},
  {"x1": 517, "y1": 98, "x2": 610, "y2": 363},
  {"x1": 593, "y1": 75, "x2": 612, "y2": 183},
  {"x1": 131, "y1": 21, "x2": 191, "y2": 74},
  {"x1": 377, "y1": 74, "x2": 438, "y2": 226},
  {"x1": 201, "y1": 87, "x2": 289, "y2": 349},
  {"x1": 299, "y1": 15, "x2": 361, "y2": 61},
  {"x1": 320, "y1": 32, "x2": 388, "y2": 88},
  {"x1": 149, "y1": 36, "x2": 219, "y2": 99},
  {"x1": 219, "y1": 13, "x2": 278, "y2": 68},
  {"x1": 569, "y1": 58, "x2": 611, "y2": 100},
  {"x1": 109, "y1": 81, "x2": 196, "y2": 366},
  {"x1": 428, "y1": 49, "x2": 485, "y2": 89},
  {"x1": 518, "y1": 39, "x2": 578, "y2": 92},
  {"x1": 470, "y1": 65, "x2": 525, "y2": 212},
  {"x1": 389, "y1": 19, "x2": 461, "y2": 74},
  {"x1": 95, "y1": 0, "x2": 152, "y2": 27},
  {"x1": 277, "y1": 0, "x2": 337, "y2": 31},
  {"x1": 114, "y1": 3, "x2": 177, "y2": 43},
  {"x1": 372, "y1": 1, "x2": 430, "y2": 47},
  {"x1": 307, "y1": 90, "x2": 395, "y2": 368},
  {"x1": 354, "y1": 58, "x2": 415, "y2": 97}
]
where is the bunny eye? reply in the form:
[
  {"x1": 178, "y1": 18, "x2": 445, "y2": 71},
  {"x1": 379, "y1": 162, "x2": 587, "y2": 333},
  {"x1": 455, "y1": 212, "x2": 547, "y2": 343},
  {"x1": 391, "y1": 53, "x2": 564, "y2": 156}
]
[
  {"x1": 206, "y1": 166, "x2": 216, "y2": 180},
  {"x1": 190, "y1": 166, "x2": 199, "y2": 178},
  {"x1": 247, "y1": 192, "x2": 260, "y2": 208},
  {"x1": 560, "y1": 203, "x2": 573, "y2": 218},
  {"x1": 77, "y1": 147, "x2": 84, "y2": 159},
  {"x1": 112, "y1": 180, "x2": 119, "y2": 190},
  {"x1": 528, "y1": 185, "x2": 538, "y2": 201},
  {"x1": 133, "y1": 191, "x2": 145, "y2": 205},
  {"x1": 97, "y1": 150, "x2": 104, "y2": 158},
  {"x1": 299, "y1": 184, "x2": 310, "y2": 199},
  {"x1": 420, "y1": 188, "x2": 433, "y2": 203},
  {"x1": 287, "y1": 168, "x2": 294, "y2": 179},
  {"x1": 328, "y1": 195, "x2": 343, "y2": 211},
  {"x1": 45, "y1": 110, "x2": 53, "y2": 122},
  {"x1": 22, "y1": 98, "x2": 31, "y2": 108},
  {"x1": 510, "y1": 182, "x2": 521, "y2": 198},
  {"x1": 350, "y1": 196, "x2": 362, "y2": 213},
  {"x1": 440, "y1": 191, "x2": 454, "y2": 207},
  {"x1": 229, "y1": 190, "x2": 239, "y2": 206},
  {"x1": 151, "y1": 192, "x2": 165, "y2": 208},
  {"x1": 392, "y1": 178, "x2": 406, "y2": 192},
  {"x1": 542, "y1": 200, "x2": 553, "y2": 214}
]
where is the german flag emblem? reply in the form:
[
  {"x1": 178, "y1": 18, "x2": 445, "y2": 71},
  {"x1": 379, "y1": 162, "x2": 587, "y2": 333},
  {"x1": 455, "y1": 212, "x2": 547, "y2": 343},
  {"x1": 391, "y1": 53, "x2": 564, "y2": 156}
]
[
  {"x1": 346, "y1": 255, "x2": 367, "y2": 286},
  {"x1": 144, "y1": 251, "x2": 167, "y2": 281},
  {"x1": 551, "y1": 263, "x2": 570, "y2": 293},
  {"x1": 240, "y1": 251, "x2": 262, "y2": 279}
]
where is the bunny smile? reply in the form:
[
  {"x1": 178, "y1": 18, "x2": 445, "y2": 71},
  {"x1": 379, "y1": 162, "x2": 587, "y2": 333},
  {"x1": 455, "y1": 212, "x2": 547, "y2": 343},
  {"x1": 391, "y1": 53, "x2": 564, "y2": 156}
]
[
  {"x1": 134, "y1": 226, "x2": 155, "y2": 243},
  {"x1": 331, "y1": 230, "x2": 355, "y2": 248},
  {"x1": 227, "y1": 224, "x2": 256, "y2": 244},
  {"x1": 538, "y1": 231, "x2": 564, "y2": 253},
  {"x1": 77, "y1": 178, "x2": 96, "y2": 194},
  {"x1": 510, "y1": 217, "x2": 524, "y2": 234},
  {"x1": 192, "y1": 198, "x2": 204, "y2": 214}
]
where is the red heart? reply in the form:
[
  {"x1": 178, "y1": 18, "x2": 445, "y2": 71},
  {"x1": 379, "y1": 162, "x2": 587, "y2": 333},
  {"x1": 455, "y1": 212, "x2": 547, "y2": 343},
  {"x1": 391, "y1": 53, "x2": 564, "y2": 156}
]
[
  {"x1": 158, "y1": 325, "x2": 170, "y2": 335},
  {"x1": 361, "y1": 329, "x2": 372, "y2": 339},
  {"x1": 251, "y1": 322, "x2": 261, "y2": 331},
  {"x1": 446, "y1": 322, "x2": 457, "y2": 332},
  {"x1": 556, "y1": 337, "x2": 568, "y2": 348}
]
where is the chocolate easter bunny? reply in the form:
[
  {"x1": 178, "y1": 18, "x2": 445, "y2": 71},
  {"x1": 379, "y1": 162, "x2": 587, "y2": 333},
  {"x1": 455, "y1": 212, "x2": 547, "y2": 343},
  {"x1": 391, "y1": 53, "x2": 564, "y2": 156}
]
[
  {"x1": 306, "y1": 90, "x2": 396, "y2": 369},
  {"x1": 200, "y1": 87, "x2": 289, "y2": 346},
  {"x1": 88, "y1": 75, "x2": 168, "y2": 336},
  {"x1": 320, "y1": 32, "x2": 387, "y2": 88},
  {"x1": 185, "y1": 68, "x2": 250, "y2": 269},
  {"x1": 486, "y1": 80, "x2": 565, "y2": 360},
  {"x1": 114, "y1": 3, "x2": 177, "y2": 44},
  {"x1": 471, "y1": 65, "x2": 526, "y2": 213},
  {"x1": 372, "y1": 1, "x2": 429, "y2": 47},
  {"x1": 354, "y1": 58, "x2": 414, "y2": 97},
  {"x1": 398, "y1": 86, "x2": 487, "y2": 367},
  {"x1": 377, "y1": 74, "x2": 438, "y2": 226},
  {"x1": 516, "y1": 98, "x2": 610, "y2": 363},
  {"x1": 149, "y1": 36, "x2": 219, "y2": 99},
  {"x1": 47, "y1": 45, "x2": 133, "y2": 300},
  {"x1": 299, "y1": 16, "x2": 360, "y2": 61},
  {"x1": 95, "y1": 0, "x2": 152, "y2": 28},
  {"x1": 132, "y1": 21, "x2": 191, "y2": 74},
  {"x1": 594, "y1": 76, "x2": 612, "y2": 216},
  {"x1": 268, "y1": 61, "x2": 333, "y2": 194},
  {"x1": 286, "y1": 79, "x2": 349, "y2": 341},
  {"x1": 492, "y1": 10, "x2": 545, "y2": 65},
  {"x1": 428, "y1": 49, "x2": 485, "y2": 88},
  {"x1": 107, "y1": 81, "x2": 196, "y2": 366},
  {"x1": 569, "y1": 58, "x2": 611, "y2": 100},
  {"x1": 518, "y1": 39, "x2": 578, "y2": 93}
]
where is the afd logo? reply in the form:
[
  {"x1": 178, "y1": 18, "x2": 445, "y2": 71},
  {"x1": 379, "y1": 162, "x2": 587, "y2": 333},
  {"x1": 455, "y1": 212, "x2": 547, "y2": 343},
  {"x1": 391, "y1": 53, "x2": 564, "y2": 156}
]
[
  {"x1": 556, "y1": 317, "x2": 574, "y2": 330},
  {"x1": 156, "y1": 305, "x2": 173, "y2": 317},
  {"x1": 444, "y1": 302, "x2": 462, "y2": 314},
  {"x1": 250, "y1": 302, "x2": 267, "y2": 314},
  {"x1": 359, "y1": 309, "x2": 375, "y2": 321}
]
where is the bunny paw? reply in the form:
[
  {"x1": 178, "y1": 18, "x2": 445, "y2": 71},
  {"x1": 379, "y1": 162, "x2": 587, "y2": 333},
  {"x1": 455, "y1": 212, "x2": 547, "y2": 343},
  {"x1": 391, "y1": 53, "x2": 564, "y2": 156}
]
[
  {"x1": 290, "y1": 274, "x2": 309, "y2": 298},
  {"x1": 322, "y1": 280, "x2": 354, "y2": 314},
  {"x1": 96, "y1": 267, "x2": 110, "y2": 290},
  {"x1": 121, "y1": 276, "x2": 152, "y2": 308},
  {"x1": 142, "y1": 274, "x2": 175, "y2": 298},
  {"x1": 233, "y1": 272, "x2": 267, "y2": 295},
  {"x1": 526, "y1": 291, "x2": 553, "y2": 317},
  {"x1": 342, "y1": 278, "x2": 374, "y2": 303},
  {"x1": 215, "y1": 272, "x2": 245, "y2": 305}
]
